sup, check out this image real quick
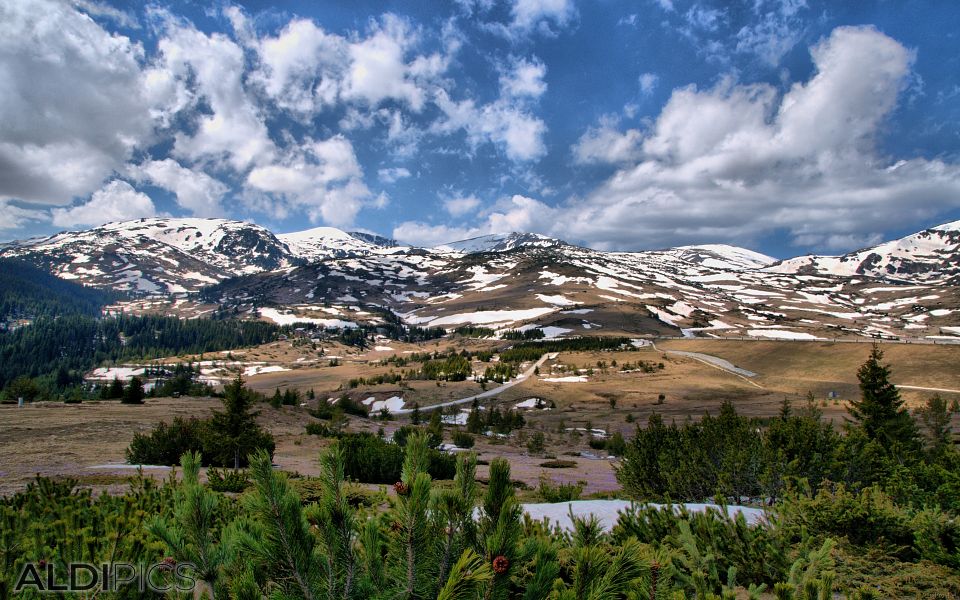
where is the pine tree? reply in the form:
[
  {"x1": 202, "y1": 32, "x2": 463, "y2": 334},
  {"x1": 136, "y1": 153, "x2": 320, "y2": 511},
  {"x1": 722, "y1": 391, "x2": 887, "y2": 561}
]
[
  {"x1": 121, "y1": 376, "x2": 145, "y2": 404},
  {"x1": 848, "y1": 344, "x2": 919, "y2": 451},
  {"x1": 916, "y1": 394, "x2": 954, "y2": 458},
  {"x1": 205, "y1": 375, "x2": 275, "y2": 468}
]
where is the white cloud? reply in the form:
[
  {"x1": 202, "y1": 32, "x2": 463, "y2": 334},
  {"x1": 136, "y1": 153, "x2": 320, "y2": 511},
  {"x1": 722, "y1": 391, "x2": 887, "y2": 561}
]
[
  {"x1": 132, "y1": 159, "x2": 227, "y2": 216},
  {"x1": 340, "y1": 15, "x2": 428, "y2": 111},
  {"x1": 735, "y1": 0, "x2": 808, "y2": 66},
  {"x1": 394, "y1": 194, "x2": 553, "y2": 246},
  {"x1": 433, "y1": 90, "x2": 547, "y2": 161},
  {"x1": 573, "y1": 120, "x2": 643, "y2": 165},
  {"x1": 500, "y1": 56, "x2": 547, "y2": 98},
  {"x1": 550, "y1": 26, "x2": 960, "y2": 251},
  {"x1": 51, "y1": 181, "x2": 156, "y2": 228},
  {"x1": 443, "y1": 195, "x2": 481, "y2": 217},
  {"x1": 245, "y1": 135, "x2": 371, "y2": 227},
  {"x1": 249, "y1": 18, "x2": 347, "y2": 115},
  {"x1": 510, "y1": 0, "x2": 576, "y2": 33},
  {"x1": 378, "y1": 167, "x2": 412, "y2": 183},
  {"x1": 0, "y1": 0, "x2": 154, "y2": 205},
  {"x1": 639, "y1": 72, "x2": 659, "y2": 96},
  {"x1": 0, "y1": 201, "x2": 45, "y2": 234},
  {"x1": 155, "y1": 16, "x2": 276, "y2": 172}
]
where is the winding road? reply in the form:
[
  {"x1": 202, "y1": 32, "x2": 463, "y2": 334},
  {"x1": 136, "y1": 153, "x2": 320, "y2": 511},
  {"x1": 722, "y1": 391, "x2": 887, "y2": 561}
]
[{"x1": 392, "y1": 352, "x2": 555, "y2": 414}]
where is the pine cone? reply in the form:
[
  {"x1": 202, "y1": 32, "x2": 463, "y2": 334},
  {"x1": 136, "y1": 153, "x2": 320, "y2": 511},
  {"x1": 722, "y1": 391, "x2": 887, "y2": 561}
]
[
  {"x1": 160, "y1": 557, "x2": 177, "y2": 571},
  {"x1": 390, "y1": 520, "x2": 403, "y2": 532},
  {"x1": 393, "y1": 481, "x2": 409, "y2": 496},
  {"x1": 492, "y1": 555, "x2": 509, "y2": 574}
]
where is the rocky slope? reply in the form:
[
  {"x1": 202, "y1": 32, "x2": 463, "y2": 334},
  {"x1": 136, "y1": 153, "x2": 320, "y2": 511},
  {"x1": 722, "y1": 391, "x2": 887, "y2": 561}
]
[{"x1": 3, "y1": 218, "x2": 959, "y2": 342}]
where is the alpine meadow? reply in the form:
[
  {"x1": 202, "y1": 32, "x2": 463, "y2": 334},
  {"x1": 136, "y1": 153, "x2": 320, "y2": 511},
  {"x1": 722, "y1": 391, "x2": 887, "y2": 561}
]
[{"x1": 3, "y1": 1, "x2": 960, "y2": 599}]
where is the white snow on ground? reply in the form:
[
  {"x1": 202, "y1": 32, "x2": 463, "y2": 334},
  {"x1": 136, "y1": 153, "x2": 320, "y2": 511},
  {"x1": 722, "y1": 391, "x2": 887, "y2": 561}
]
[
  {"x1": 930, "y1": 309, "x2": 953, "y2": 316},
  {"x1": 361, "y1": 396, "x2": 377, "y2": 405},
  {"x1": 422, "y1": 307, "x2": 556, "y2": 326},
  {"x1": 536, "y1": 294, "x2": 580, "y2": 306},
  {"x1": 647, "y1": 306, "x2": 679, "y2": 327},
  {"x1": 521, "y1": 500, "x2": 765, "y2": 532},
  {"x1": 442, "y1": 410, "x2": 470, "y2": 425},
  {"x1": 369, "y1": 396, "x2": 406, "y2": 413},
  {"x1": 89, "y1": 367, "x2": 145, "y2": 381},
  {"x1": 515, "y1": 398, "x2": 546, "y2": 409},
  {"x1": 243, "y1": 365, "x2": 290, "y2": 377},
  {"x1": 542, "y1": 375, "x2": 588, "y2": 383},
  {"x1": 374, "y1": 345, "x2": 395, "y2": 351},
  {"x1": 259, "y1": 307, "x2": 357, "y2": 328},
  {"x1": 540, "y1": 326, "x2": 572, "y2": 339},
  {"x1": 747, "y1": 329, "x2": 823, "y2": 340},
  {"x1": 562, "y1": 308, "x2": 594, "y2": 314}
]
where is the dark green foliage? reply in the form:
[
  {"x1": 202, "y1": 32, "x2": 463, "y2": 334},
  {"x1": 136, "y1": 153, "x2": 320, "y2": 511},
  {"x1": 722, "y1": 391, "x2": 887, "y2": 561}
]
[
  {"x1": 206, "y1": 467, "x2": 251, "y2": 493},
  {"x1": 121, "y1": 376, "x2": 145, "y2": 404},
  {"x1": 451, "y1": 430, "x2": 475, "y2": 448},
  {"x1": 203, "y1": 375, "x2": 275, "y2": 468},
  {"x1": 527, "y1": 431, "x2": 546, "y2": 454},
  {"x1": 453, "y1": 325, "x2": 495, "y2": 338},
  {"x1": 0, "y1": 312, "x2": 279, "y2": 391},
  {"x1": 126, "y1": 416, "x2": 207, "y2": 465},
  {"x1": 539, "y1": 459, "x2": 576, "y2": 468},
  {"x1": 848, "y1": 344, "x2": 919, "y2": 451},
  {"x1": 0, "y1": 258, "x2": 120, "y2": 321},
  {"x1": 125, "y1": 377, "x2": 273, "y2": 467},
  {"x1": 498, "y1": 336, "x2": 630, "y2": 363},
  {"x1": 500, "y1": 328, "x2": 545, "y2": 340},
  {"x1": 333, "y1": 432, "x2": 456, "y2": 483},
  {"x1": 537, "y1": 475, "x2": 584, "y2": 502},
  {"x1": 482, "y1": 362, "x2": 517, "y2": 383}
]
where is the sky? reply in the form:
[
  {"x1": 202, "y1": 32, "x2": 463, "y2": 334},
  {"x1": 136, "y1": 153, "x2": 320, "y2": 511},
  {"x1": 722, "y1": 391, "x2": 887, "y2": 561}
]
[{"x1": 1, "y1": 0, "x2": 960, "y2": 258}]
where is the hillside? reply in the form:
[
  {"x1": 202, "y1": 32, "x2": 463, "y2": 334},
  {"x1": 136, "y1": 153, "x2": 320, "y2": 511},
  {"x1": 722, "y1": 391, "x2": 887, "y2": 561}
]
[{"x1": 3, "y1": 218, "x2": 960, "y2": 342}]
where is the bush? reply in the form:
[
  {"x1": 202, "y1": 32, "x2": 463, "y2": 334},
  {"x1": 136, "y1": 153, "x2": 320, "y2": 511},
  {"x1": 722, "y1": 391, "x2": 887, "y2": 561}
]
[
  {"x1": 207, "y1": 467, "x2": 250, "y2": 493},
  {"x1": 334, "y1": 432, "x2": 456, "y2": 483},
  {"x1": 539, "y1": 459, "x2": 576, "y2": 469},
  {"x1": 538, "y1": 475, "x2": 584, "y2": 502},
  {"x1": 527, "y1": 431, "x2": 546, "y2": 454},
  {"x1": 451, "y1": 430, "x2": 475, "y2": 448},
  {"x1": 126, "y1": 416, "x2": 206, "y2": 465}
]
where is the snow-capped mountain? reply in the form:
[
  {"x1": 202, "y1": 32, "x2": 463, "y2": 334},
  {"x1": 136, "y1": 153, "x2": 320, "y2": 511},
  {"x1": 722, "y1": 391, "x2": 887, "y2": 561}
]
[
  {"x1": 3, "y1": 218, "x2": 960, "y2": 342},
  {"x1": 1, "y1": 218, "x2": 295, "y2": 293},
  {"x1": 277, "y1": 227, "x2": 405, "y2": 261},
  {"x1": 767, "y1": 221, "x2": 960, "y2": 282},
  {"x1": 434, "y1": 232, "x2": 565, "y2": 254}
]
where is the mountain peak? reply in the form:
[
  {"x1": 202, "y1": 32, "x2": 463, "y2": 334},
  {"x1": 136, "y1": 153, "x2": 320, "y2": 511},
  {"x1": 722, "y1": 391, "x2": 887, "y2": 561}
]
[{"x1": 434, "y1": 232, "x2": 565, "y2": 254}]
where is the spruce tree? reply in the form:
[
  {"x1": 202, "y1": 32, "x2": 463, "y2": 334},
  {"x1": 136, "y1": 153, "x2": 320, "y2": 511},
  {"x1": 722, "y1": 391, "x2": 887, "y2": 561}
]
[
  {"x1": 849, "y1": 344, "x2": 919, "y2": 450},
  {"x1": 204, "y1": 375, "x2": 275, "y2": 468},
  {"x1": 122, "y1": 376, "x2": 145, "y2": 404}
]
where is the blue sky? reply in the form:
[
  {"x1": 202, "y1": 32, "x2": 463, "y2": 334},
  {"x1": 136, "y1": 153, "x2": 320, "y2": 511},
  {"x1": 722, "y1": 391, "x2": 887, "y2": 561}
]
[{"x1": 1, "y1": 0, "x2": 960, "y2": 257}]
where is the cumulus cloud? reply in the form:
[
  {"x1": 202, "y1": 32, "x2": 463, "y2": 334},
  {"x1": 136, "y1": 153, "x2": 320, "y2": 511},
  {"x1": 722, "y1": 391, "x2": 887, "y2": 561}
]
[
  {"x1": 245, "y1": 135, "x2": 371, "y2": 226},
  {"x1": 154, "y1": 15, "x2": 276, "y2": 172},
  {"x1": 443, "y1": 195, "x2": 481, "y2": 217},
  {"x1": 573, "y1": 118, "x2": 644, "y2": 165},
  {"x1": 552, "y1": 26, "x2": 960, "y2": 251},
  {"x1": 434, "y1": 90, "x2": 547, "y2": 161},
  {"x1": 500, "y1": 56, "x2": 547, "y2": 98},
  {"x1": 394, "y1": 194, "x2": 552, "y2": 246},
  {"x1": 0, "y1": 0, "x2": 155, "y2": 205},
  {"x1": 132, "y1": 159, "x2": 228, "y2": 216},
  {"x1": 51, "y1": 181, "x2": 156, "y2": 228}
]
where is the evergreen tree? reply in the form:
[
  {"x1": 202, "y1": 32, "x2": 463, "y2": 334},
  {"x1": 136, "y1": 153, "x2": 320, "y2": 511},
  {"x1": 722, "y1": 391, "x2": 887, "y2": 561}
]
[
  {"x1": 204, "y1": 375, "x2": 275, "y2": 468},
  {"x1": 848, "y1": 345, "x2": 919, "y2": 451},
  {"x1": 121, "y1": 376, "x2": 145, "y2": 404},
  {"x1": 916, "y1": 394, "x2": 954, "y2": 458},
  {"x1": 105, "y1": 377, "x2": 124, "y2": 400}
]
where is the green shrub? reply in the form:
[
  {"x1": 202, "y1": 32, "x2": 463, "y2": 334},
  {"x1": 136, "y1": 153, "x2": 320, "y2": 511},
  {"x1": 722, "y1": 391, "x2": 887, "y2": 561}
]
[
  {"x1": 538, "y1": 475, "x2": 584, "y2": 502},
  {"x1": 126, "y1": 416, "x2": 206, "y2": 465},
  {"x1": 207, "y1": 467, "x2": 250, "y2": 493},
  {"x1": 333, "y1": 432, "x2": 456, "y2": 483},
  {"x1": 451, "y1": 430, "x2": 475, "y2": 448},
  {"x1": 539, "y1": 459, "x2": 576, "y2": 469}
]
